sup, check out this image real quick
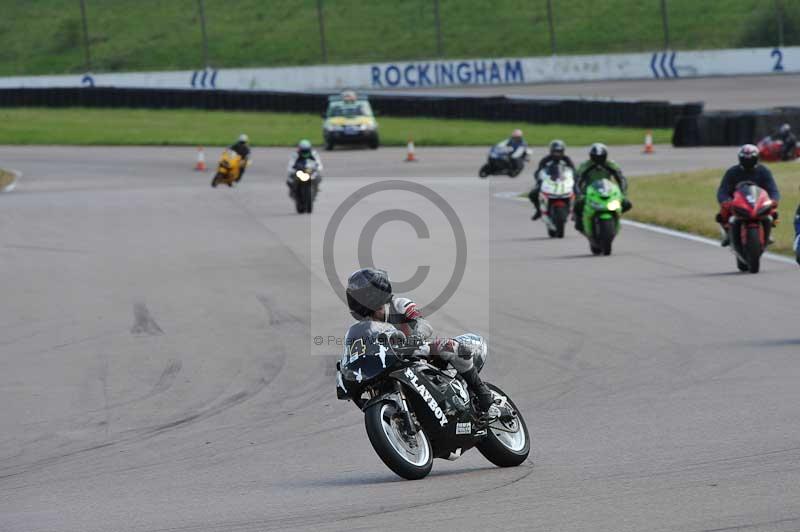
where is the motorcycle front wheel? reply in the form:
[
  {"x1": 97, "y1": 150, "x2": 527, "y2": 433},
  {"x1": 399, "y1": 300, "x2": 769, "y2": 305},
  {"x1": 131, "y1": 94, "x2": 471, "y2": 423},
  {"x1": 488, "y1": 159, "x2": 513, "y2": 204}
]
[
  {"x1": 364, "y1": 402, "x2": 432, "y2": 480},
  {"x1": 551, "y1": 205, "x2": 568, "y2": 238},
  {"x1": 477, "y1": 383, "x2": 530, "y2": 467},
  {"x1": 294, "y1": 186, "x2": 305, "y2": 213},
  {"x1": 479, "y1": 164, "x2": 490, "y2": 178},
  {"x1": 296, "y1": 185, "x2": 313, "y2": 214},
  {"x1": 596, "y1": 218, "x2": 615, "y2": 256},
  {"x1": 744, "y1": 225, "x2": 762, "y2": 273}
]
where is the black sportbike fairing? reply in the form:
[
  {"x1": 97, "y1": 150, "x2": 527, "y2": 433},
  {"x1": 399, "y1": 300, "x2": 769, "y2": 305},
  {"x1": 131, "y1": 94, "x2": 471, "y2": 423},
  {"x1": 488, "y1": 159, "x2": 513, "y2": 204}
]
[
  {"x1": 338, "y1": 339, "x2": 487, "y2": 459},
  {"x1": 388, "y1": 363, "x2": 483, "y2": 459}
]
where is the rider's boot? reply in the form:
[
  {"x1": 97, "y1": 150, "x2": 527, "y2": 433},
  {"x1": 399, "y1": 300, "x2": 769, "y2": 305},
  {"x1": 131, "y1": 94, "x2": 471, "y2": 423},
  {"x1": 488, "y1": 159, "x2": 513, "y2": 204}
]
[
  {"x1": 461, "y1": 367, "x2": 499, "y2": 420},
  {"x1": 795, "y1": 236, "x2": 800, "y2": 266},
  {"x1": 530, "y1": 192, "x2": 542, "y2": 220},
  {"x1": 574, "y1": 203, "x2": 584, "y2": 232},
  {"x1": 719, "y1": 225, "x2": 730, "y2": 247}
]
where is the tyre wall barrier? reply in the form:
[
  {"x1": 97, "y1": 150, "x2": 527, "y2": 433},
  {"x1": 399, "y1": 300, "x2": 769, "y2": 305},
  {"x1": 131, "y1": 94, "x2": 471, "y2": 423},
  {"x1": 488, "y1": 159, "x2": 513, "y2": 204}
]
[
  {"x1": 0, "y1": 87, "x2": 701, "y2": 129},
  {"x1": 673, "y1": 108, "x2": 800, "y2": 146}
]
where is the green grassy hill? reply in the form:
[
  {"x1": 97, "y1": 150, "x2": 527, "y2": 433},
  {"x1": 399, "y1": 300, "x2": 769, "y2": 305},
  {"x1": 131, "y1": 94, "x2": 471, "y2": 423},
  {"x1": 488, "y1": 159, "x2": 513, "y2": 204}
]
[{"x1": 1, "y1": 0, "x2": 797, "y2": 76}]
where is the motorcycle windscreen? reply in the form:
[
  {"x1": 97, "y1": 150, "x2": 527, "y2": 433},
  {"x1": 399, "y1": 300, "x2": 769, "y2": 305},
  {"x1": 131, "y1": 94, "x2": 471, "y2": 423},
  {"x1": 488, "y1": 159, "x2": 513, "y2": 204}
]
[
  {"x1": 591, "y1": 178, "x2": 615, "y2": 197},
  {"x1": 734, "y1": 182, "x2": 767, "y2": 208},
  {"x1": 340, "y1": 338, "x2": 402, "y2": 387}
]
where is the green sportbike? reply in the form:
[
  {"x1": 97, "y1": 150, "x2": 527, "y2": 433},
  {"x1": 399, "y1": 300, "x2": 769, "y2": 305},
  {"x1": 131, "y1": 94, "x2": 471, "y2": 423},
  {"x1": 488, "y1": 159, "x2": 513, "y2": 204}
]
[{"x1": 580, "y1": 178, "x2": 624, "y2": 256}]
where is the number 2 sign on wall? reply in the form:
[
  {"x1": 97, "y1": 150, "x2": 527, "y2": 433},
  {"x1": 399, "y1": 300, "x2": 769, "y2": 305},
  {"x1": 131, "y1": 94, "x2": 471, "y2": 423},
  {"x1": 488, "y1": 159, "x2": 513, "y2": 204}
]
[{"x1": 772, "y1": 48, "x2": 784, "y2": 72}]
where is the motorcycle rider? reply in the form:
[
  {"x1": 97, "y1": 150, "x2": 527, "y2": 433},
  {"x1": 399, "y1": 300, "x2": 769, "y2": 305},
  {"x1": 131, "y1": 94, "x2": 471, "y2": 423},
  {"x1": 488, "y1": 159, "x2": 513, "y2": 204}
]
[
  {"x1": 530, "y1": 139, "x2": 576, "y2": 220},
  {"x1": 229, "y1": 134, "x2": 251, "y2": 181},
  {"x1": 574, "y1": 143, "x2": 630, "y2": 232},
  {"x1": 344, "y1": 268, "x2": 499, "y2": 418},
  {"x1": 774, "y1": 123, "x2": 797, "y2": 161},
  {"x1": 794, "y1": 203, "x2": 800, "y2": 266},
  {"x1": 502, "y1": 129, "x2": 529, "y2": 175},
  {"x1": 716, "y1": 144, "x2": 781, "y2": 247},
  {"x1": 286, "y1": 139, "x2": 323, "y2": 197}
]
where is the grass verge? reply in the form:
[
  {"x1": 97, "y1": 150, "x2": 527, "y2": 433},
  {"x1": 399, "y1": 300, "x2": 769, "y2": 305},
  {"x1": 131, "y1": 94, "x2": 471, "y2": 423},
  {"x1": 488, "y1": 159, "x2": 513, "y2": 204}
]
[
  {"x1": 0, "y1": 108, "x2": 670, "y2": 147},
  {"x1": 628, "y1": 163, "x2": 800, "y2": 256},
  {"x1": 2, "y1": 0, "x2": 795, "y2": 76}
]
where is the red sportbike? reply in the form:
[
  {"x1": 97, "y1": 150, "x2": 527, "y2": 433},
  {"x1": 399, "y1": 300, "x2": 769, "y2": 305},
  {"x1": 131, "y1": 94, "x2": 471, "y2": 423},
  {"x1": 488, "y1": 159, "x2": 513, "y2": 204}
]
[
  {"x1": 757, "y1": 136, "x2": 800, "y2": 162},
  {"x1": 726, "y1": 181, "x2": 777, "y2": 273}
]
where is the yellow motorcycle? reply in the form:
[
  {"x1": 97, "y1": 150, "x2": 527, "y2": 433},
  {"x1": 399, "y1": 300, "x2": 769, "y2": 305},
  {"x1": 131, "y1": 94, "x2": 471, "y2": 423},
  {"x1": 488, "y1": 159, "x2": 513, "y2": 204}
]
[{"x1": 211, "y1": 149, "x2": 249, "y2": 188}]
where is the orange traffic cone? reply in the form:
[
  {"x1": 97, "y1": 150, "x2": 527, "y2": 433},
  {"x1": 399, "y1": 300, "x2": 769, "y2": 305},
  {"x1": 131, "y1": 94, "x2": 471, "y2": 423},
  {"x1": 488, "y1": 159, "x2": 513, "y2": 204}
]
[
  {"x1": 405, "y1": 139, "x2": 417, "y2": 162},
  {"x1": 195, "y1": 147, "x2": 207, "y2": 171},
  {"x1": 643, "y1": 131, "x2": 654, "y2": 154}
]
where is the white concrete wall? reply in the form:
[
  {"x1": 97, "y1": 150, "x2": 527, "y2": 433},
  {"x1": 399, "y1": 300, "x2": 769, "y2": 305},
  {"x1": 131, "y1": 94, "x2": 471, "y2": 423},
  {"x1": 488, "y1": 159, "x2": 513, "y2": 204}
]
[{"x1": 0, "y1": 46, "x2": 797, "y2": 91}]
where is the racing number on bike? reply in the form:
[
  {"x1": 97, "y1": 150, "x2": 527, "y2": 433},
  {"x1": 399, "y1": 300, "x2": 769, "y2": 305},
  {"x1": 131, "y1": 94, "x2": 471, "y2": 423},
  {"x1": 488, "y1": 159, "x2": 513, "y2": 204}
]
[
  {"x1": 349, "y1": 338, "x2": 367, "y2": 361},
  {"x1": 772, "y1": 48, "x2": 784, "y2": 72}
]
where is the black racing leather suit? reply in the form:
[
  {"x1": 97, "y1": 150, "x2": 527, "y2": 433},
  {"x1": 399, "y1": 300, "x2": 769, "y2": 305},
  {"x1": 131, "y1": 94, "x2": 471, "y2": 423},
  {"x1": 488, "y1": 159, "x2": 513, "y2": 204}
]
[
  {"x1": 230, "y1": 141, "x2": 251, "y2": 179},
  {"x1": 776, "y1": 130, "x2": 797, "y2": 161}
]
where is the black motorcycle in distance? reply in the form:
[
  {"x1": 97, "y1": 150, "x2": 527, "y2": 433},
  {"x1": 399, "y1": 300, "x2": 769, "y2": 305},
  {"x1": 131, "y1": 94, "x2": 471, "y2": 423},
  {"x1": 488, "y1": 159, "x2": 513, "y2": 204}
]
[
  {"x1": 336, "y1": 331, "x2": 530, "y2": 480},
  {"x1": 289, "y1": 159, "x2": 320, "y2": 214},
  {"x1": 479, "y1": 143, "x2": 532, "y2": 178}
]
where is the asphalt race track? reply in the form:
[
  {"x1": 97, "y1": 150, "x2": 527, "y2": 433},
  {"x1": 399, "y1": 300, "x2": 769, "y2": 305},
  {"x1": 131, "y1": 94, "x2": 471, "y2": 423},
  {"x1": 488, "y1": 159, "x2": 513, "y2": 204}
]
[
  {"x1": 1, "y1": 145, "x2": 799, "y2": 532},
  {"x1": 385, "y1": 74, "x2": 800, "y2": 110}
]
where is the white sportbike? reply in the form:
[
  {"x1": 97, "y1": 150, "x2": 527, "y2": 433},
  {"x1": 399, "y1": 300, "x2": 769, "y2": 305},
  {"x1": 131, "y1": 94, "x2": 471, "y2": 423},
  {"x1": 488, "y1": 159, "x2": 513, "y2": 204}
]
[{"x1": 537, "y1": 161, "x2": 575, "y2": 238}]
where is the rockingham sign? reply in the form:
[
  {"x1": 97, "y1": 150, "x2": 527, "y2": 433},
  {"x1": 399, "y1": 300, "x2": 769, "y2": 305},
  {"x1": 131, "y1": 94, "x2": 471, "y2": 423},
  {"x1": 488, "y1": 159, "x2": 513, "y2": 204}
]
[
  {"x1": 0, "y1": 46, "x2": 797, "y2": 92},
  {"x1": 369, "y1": 59, "x2": 525, "y2": 88}
]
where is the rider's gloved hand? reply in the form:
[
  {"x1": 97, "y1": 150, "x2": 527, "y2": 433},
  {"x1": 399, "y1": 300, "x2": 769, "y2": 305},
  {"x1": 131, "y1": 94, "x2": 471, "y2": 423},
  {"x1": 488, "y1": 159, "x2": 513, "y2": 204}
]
[{"x1": 622, "y1": 198, "x2": 633, "y2": 212}]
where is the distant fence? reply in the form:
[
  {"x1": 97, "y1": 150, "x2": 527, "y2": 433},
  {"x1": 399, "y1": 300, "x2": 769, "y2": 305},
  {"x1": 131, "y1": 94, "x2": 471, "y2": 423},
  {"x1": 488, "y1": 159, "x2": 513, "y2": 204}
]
[
  {"x1": 673, "y1": 108, "x2": 800, "y2": 146},
  {"x1": 0, "y1": 87, "x2": 702, "y2": 129},
  {"x1": 11, "y1": 0, "x2": 793, "y2": 75}
]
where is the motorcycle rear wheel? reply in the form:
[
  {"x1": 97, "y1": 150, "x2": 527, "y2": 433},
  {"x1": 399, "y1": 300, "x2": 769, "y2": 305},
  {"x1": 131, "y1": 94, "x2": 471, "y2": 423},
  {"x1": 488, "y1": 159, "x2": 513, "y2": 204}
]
[
  {"x1": 479, "y1": 164, "x2": 490, "y2": 178},
  {"x1": 476, "y1": 383, "x2": 530, "y2": 467},
  {"x1": 744, "y1": 226, "x2": 762, "y2": 273},
  {"x1": 365, "y1": 402, "x2": 432, "y2": 480}
]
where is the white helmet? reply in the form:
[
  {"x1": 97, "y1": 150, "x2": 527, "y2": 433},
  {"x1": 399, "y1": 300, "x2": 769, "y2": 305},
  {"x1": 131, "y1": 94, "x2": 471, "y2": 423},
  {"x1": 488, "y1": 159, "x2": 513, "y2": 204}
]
[{"x1": 238, "y1": 134, "x2": 249, "y2": 144}]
